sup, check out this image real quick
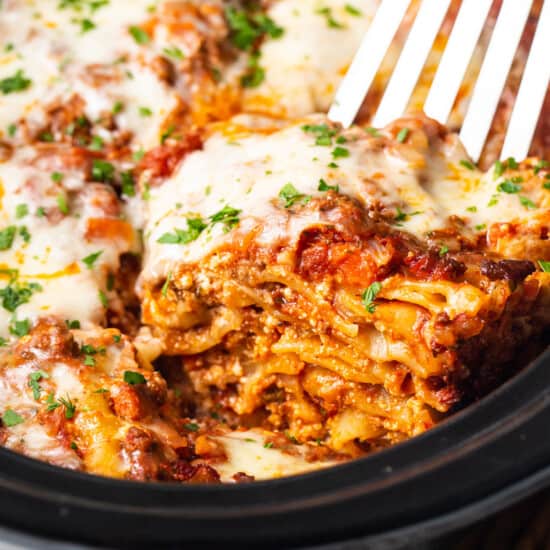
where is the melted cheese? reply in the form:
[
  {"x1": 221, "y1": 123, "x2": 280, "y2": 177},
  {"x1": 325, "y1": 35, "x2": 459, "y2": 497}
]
[
  {"x1": 0, "y1": 0, "x2": 182, "y2": 149},
  {"x1": 244, "y1": 0, "x2": 377, "y2": 117},
  {"x1": 213, "y1": 430, "x2": 335, "y2": 481},
  {"x1": 0, "y1": 147, "x2": 131, "y2": 337},
  {"x1": 143, "y1": 116, "x2": 547, "y2": 284}
]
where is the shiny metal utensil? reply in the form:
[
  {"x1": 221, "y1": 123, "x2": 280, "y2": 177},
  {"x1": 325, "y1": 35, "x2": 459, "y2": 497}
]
[{"x1": 328, "y1": 0, "x2": 550, "y2": 162}]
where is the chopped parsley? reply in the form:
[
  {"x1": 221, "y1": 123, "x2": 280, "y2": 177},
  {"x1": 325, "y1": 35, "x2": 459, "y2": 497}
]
[
  {"x1": 15, "y1": 204, "x2": 28, "y2": 219},
  {"x1": 519, "y1": 196, "x2": 536, "y2": 210},
  {"x1": 28, "y1": 370, "x2": 49, "y2": 401},
  {"x1": 19, "y1": 225, "x2": 30, "y2": 242},
  {"x1": 506, "y1": 157, "x2": 519, "y2": 170},
  {"x1": 0, "y1": 70, "x2": 31, "y2": 95},
  {"x1": 332, "y1": 146, "x2": 349, "y2": 159},
  {"x1": 163, "y1": 46, "x2": 185, "y2": 60},
  {"x1": 318, "y1": 179, "x2": 339, "y2": 192},
  {"x1": 51, "y1": 171, "x2": 64, "y2": 183},
  {"x1": 98, "y1": 290, "x2": 108, "y2": 307},
  {"x1": 160, "y1": 125, "x2": 175, "y2": 144},
  {"x1": 91, "y1": 159, "x2": 115, "y2": 182},
  {"x1": 57, "y1": 194, "x2": 69, "y2": 215},
  {"x1": 183, "y1": 422, "x2": 199, "y2": 432},
  {"x1": 157, "y1": 218, "x2": 207, "y2": 244},
  {"x1": 497, "y1": 179, "x2": 521, "y2": 194},
  {"x1": 534, "y1": 160, "x2": 549, "y2": 175},
  {"x1": 39, "y1": 131, "x2": 54, "y2": 143},
  {"x1": 361, "y1": 282, "x2": 381, "y2": 314},
  {"x1": 58, "y1": 395, "x2": 76, "y2": 419},
  {"x1": 493, "y1": 159, "x2": 505, "y2": 180},
  {"x1": 7, "y1": 123, "x2": 17, "y2": 137},
  {"x1": 302, "y1": 123, "x2": 336, "y2": 146},
  {"x1": 263, "y1": 441, "x2": 274, "y2": 449},
  {"x1": 0, "y1": 281, "x2": 42, "y2": 312},
  {"x1": 345, "y1": 4, "x2": 362, "y2": 16},
  {"x1": 112, "y1": 100, "x2": 124, "y2": 114},
  {"x1": 121, "y1": 171, "x2": 136, "y2": 197},
  {"x1": 138, "y1": 106, "x2": 152, "y2": 117},
  {"x1": 459, "y1": 160, "x2": 475, "y2": 171},
  {"x1": 65, "y1": 319, "x2": 80, "y2": 329},
  {"x1": 89, "y1": 135, "x2": 103, "y2": 151},
  {"x1": 161, "y1": 272, "x2": 171, "y2": 297},
  {"x1": 79, "y1": 18, "x2": 96, "y2": 33},
  {"x1": 364, "y1": 126, "x2": 380, "y2": 137},
  {"x1": 210, "y1": 205, "x2": 241, "y2": 232},
  {"x1": 466, "y1": 206, "x2": 477, "y2": 213},
  {"x1": 487, "y1": 195, "x2": 499, "y2": 207},
  {"x1": 36, "y1": 207, "x2": 46, "y2": 217},
  {"x1": 113, "y1": 334, "x2": 121, "y2": 343},
  {"x1": 240, "y1": 51, "x2": 265, "y2": 88},
  {"x1": 9, "y1": 318, "x2": 30, "y2": 337},
  {"x1": 129, "y1": 25, "x2": 150, "y2": 45},
  {"x1": 46, "y1": 392, "x2": 59, "y2": 412},
  {"x1": 475, "y1": 223, "x2": 486, "y2": 231},
  {"x1": 2, "y1": 409, "x2": 24, "y2": 427},
  {"x1": 0, "y1": 226, "x2": 16, "y2": 250},
  {"x1": 123, "y1": 370, "x2": 146, "y2": 385},
  {"x1": 316, "y1": 6, "x2": 344, "y2": 28},
  {"x1": 439, "y1": 245, "x2": 449, "y2": 256},
  {"x1": 82, "y1": 250, "x2": 103, "y2": 269},
  {"x1": 538, "y1": 260, "x2": 550, "y2": 273},
  {"x1": 396, "y1": 128, "x2": 410, "y2": 143},
  {"x1": 394, "y1": 208, "x2": 421, "y2": 223},
  {"x1": 279, "y1": 183, "x2": 311, "y2": 208},
  {"x1": 225, "y1": 7, "x2": 284, "y2": 51}
]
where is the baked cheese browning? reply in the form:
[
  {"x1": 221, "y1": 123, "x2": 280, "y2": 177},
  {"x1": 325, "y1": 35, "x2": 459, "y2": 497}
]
[{"x1": 140, "y1": 114, "x2": 550, "y2": 454}]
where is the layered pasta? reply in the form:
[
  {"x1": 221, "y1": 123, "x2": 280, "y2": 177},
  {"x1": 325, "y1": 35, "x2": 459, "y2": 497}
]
[{"x1": 0, "y1": 0, "x2": 547, "y2": 481}]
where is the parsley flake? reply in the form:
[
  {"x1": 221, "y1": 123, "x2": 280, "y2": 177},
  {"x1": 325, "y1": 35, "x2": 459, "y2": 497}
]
[
  {"x1": 332, "y1": 146, "x2": 349, "y2": 159},
  {"x1": 0, "y1": 226, "x2": 16, "y2": 250},
  {"x1": 361, "y1": 282, "x2": 381, "y2": 314},
  {"x1": 0, "y1": 70, "x2": 31, "y2": 95},
  {"x1": 129, "y1": 26, "x2": 150, "y2": 45},
  {"x1": 28, "y1": 370, "x2": 49, "y2": 401},
  {"x1": 278, "y1": 183, "x2": 311, "y2": 208},
  {"x1": 209, "y1": 205, "x2": 241, "y2": 232},
  {"x1": 123, "y1": 370, "x2": 146, "y2": 385},
  {"x1": 2, "y1": 409, "x2": 24, "y2": 427},
  {"x1": 157, "y1": 218, "x2": 207, "y2": 244},
  {"x1": 9, "y1": 318, "x2": 30, "y2": 337},
  {"x1": 396, "y1": 128, "x2": 409, "y2": 143},
  {"x1": 15, "y1": 204, "x2": 28, "y2": 219},
  {"x1": 318, "y1": 179, "x2": 339, "y2": 192},
  {"x1": 538, "y1": 260, "x2": 550, "y2": 273},
  {"x1": 82, "y1": 250, "x2": 102, "y2": 269},
  {"x1": 519, "y1": 196, "x2": 536, "y2": 210}
]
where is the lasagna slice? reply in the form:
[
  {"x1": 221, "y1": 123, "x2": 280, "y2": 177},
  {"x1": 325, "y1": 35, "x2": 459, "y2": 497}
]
[
  {"x1": 0, "y1": 318, "x2": 333, "y2": 481},
  {"x1": 140, "y1": 114, "x2": 550, "y2": 455}
]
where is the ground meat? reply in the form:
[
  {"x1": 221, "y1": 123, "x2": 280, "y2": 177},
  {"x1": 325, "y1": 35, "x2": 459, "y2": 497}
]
[
  {"x1": 232, "y1": 472, "x2": 255, "y2": 483},
  {"x1": 13, "y1": 318, "x2": 75, "y2": 362},
  {"x1": 122, "y1": 427, "x2": 159, "y2": 481},
  {"x1": 480, "y1": 259, "x2": 536, "y2": 283},
  {"x1": 138, "y1": 132, "x2": 202, "y2": 180}
]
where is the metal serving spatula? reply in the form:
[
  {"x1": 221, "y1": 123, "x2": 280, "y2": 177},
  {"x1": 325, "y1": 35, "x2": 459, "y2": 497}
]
[{"x1": 328, "y1": 0, "x2": 550, "y2": 162}]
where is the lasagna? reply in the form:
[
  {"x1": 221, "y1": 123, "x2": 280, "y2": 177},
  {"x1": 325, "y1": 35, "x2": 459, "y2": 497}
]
[{"x1": 0, "y1": 0, "x2": 547, "y2": 482}]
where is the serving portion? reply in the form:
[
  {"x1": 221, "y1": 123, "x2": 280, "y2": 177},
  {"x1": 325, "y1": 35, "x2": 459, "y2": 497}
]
[{"x1": 0, "y1": 0, "x2": 547, "y2": 482}]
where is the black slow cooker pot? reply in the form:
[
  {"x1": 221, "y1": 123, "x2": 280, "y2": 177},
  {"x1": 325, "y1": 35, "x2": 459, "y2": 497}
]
[{"x1": 0, "y1": 346, "x2": 549, "y2": 549}]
